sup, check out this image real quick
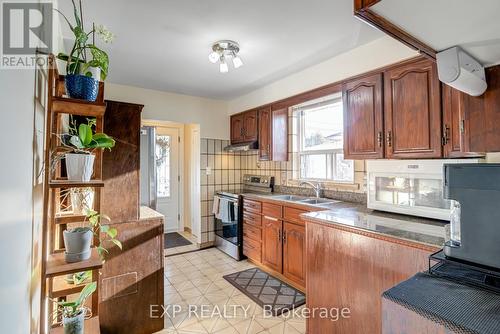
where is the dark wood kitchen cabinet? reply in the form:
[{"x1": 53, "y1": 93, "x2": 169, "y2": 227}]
[
  {"x1": 230, "y1": 109, "x2": 258, "y2": 143},
  {"x1": 230, "y1": 113, "x2": 244, "y2": 143},
  {"x1": 282, "y1": 222, "x2": 306, "y2": 287},
  {"x1": 258, "y1": 106, "x2": 288, "y2": 161},
  {"x1": 243, "y1": 109, "x2": 258, "y2": 141},
  {"x1": 343, "y1": 73, "x2": 384, "y2": 159},
  {"x1": 262, "y1": 215, "x2": 283, "y2": 273},
  {"x1": 258, "y1": 106, "x2": 272, "y2": 160},
  {"x1": 384, "y1": 59, "x2": 442, "y2": 158}
]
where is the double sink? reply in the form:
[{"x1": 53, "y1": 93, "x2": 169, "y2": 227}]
[{"x1": 268, "y1": 194, "x2": 340, "y2": 208}]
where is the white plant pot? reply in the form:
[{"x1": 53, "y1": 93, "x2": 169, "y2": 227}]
[
  {"x1": 62, "y1": 309, "x2": 85, "y2": 334},
  {"x1": 65, "y1": 153, "x2": 95, "y2": 182}
]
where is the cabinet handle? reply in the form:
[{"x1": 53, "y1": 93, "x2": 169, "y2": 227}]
[
  {"x1": 459, "y1": 120, "x2": 465, "y2": 134},
  {"x1": 377, "y1": 131, "x2": 383, "y2": 147},
  {"x1": 443, "y1": 125, "x2": 450, "y2": 145},
  {"x1": 264, "y1": 215, "x2": 279, "y2": 221},
  {"x1": 283, "y1": 231, "x2": 287, "y2": 243},
  {"x1": 278, "y1": 229, "x2": 282, "y2": 242},
  {"x1": 386, "y1": 131, "x2": 392, "y2": 147}
]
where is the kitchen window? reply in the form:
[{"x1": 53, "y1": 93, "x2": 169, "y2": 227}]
[{"x1": 295, "y1": 93, "x2": 354, "y2": 183}]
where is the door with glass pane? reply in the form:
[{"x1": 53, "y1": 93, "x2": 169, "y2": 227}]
[{"x1": 155, "y1": 126, "x2": 180, "y2": 232}]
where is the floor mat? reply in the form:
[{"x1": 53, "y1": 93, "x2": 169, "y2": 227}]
[
  {"x1": 164, "y1": 232, "x2": 192, "y2": 249},
  {"x1": 223, "y1": 267, "x2": 306, "y2": 316}
]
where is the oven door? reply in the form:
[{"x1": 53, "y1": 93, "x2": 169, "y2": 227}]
[{"x1": 214, "y1": 197, "x2": 240, "y2": 245}]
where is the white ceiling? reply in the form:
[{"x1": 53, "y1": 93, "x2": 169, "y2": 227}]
[
  {"x1": 372, "y1": 0, "x2": 500, "y2": 66},
  {"x1": 58, "y1": 0, "x2": 382, "y2": 99}
]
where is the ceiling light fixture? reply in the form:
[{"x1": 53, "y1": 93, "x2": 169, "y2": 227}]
[{"x1": 208, "y1": 40, "x2": 243, "y2": 73}]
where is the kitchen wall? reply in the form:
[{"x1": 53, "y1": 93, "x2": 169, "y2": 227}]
[
  {"x1": 227, "y1": 36, "x2": 418, "y2": 113},
  {"x1": 199, "y1": 139, "x2": 245, "y2": 246},
  {"x1": 105, "y1": 83, "x2": 229, "y2": 139}
]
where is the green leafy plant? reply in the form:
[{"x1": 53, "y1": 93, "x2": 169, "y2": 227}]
[
  {"x1": 56, "y1": 282, "x2": 96, "y2": 318},
  {"x1": 63, "y1": 117, "x2": 115, "y2": 153},
  {"x1": 86, "y1": 209, "x2": 123, "y2": 260},
  {"x1": 55, "y1": 0, "x2": 114, "y2": 80},
  {"x1": 65, "y1": 271, "x2": 91, "y2": 285}
]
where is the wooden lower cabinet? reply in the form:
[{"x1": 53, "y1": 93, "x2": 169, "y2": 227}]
[
  {"x1": 261, "y1": 216, "x2": 283, "y2": 273},
  {"x1": 283, "y1": 222, "x2": 306, "y2": 287},
  {"x1": 306, "y1": 221, "x2": 437, "y2": 334}
]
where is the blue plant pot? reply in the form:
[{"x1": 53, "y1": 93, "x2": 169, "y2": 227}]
[{"x1": 65, "y1": 74, "x2": 99, "y2": 102}]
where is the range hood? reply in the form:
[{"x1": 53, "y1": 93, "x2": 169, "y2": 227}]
[{"x1": 223, "y1": 141, "x2": 258, "y2": 152}]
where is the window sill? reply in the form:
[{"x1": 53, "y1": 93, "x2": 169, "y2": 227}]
[{"x1": 288, "y1": 179, "x2": 360, "y2": 191}]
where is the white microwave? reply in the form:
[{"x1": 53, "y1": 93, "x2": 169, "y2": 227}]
[{"x1": 366, "y1": 159, "x2": 483, "y2": 221}]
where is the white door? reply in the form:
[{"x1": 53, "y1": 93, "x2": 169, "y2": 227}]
[{"x1": 155, "y1": 126, "x2": 180, "y2": 232}]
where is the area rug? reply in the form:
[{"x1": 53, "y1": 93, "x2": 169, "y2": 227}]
[
  {"x1": 223, "y1": 267, "x2": 306, "y2": 316},
  {"x1": 164, "y1": 232, "x2": 192, "y2": 249}
]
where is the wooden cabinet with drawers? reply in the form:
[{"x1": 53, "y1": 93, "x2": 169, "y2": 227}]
[{"x1": 242, "y1": 197, "x2": 315, "y2": 289}]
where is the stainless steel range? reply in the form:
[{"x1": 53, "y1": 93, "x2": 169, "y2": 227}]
[{"x1": 214, "y1": 175, "x2": 274, "y2": 260}]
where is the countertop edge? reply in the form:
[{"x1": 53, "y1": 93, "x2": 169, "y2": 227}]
[{"x1": 301, "y1": 214, "x2": 440, "y2": 252}]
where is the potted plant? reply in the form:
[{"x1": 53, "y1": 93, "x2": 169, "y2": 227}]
[
  {"x1": 63, "y1": 209, "x2": 122, "y2": 263},
  {"x1": 55, "y1": 282, "x2": 96, "y2": 334},
  {"x1": 55, "y1": 0, "x2": 114, "y2": 101},
  {"x1": 62, "y1": 117, "x2": 115, "y2": 182}
]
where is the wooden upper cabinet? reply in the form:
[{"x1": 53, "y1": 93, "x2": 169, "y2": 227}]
[
  {"x1": 343, "y1": 73, "x2": 384, "y2": 159},
  {"x1": 384, "y1": 59, "x2": 442, "y2": 158},
  {"x1": 442, "y1": 84, "x2": 463, "y2": 157},
  {"x1": 230, "y1": 114, "x2": 244, "y2": 143},
  {"x1": 283, "y1": 222, "x2": 306, "y2": 287},
  {"x1": 258, "y1": 107, "x2": 272, "y2": 160},
  {"x1": 261, "y1": 216, "x2": 283, "y2": 273},
  {"x1": 258, "y1": 106, "x2": 288, "y2": 161},
  {"x1": 271, "y1": 107, "x2": 288, "y2": 161},
  {"x1": 243, "y1": 110, "x2": 258, "y2": 141}
]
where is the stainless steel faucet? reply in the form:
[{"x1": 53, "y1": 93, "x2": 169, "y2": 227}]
[{"x1": 299, "y1": 181, "x2": 322, "y2": 198}]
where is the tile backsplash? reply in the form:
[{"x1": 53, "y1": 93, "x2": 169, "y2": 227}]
[
  {"x1": 198, "y1": 136, "x2": 367, "y2": 247},
  {"x1": 199, "y1": 138, "x2": 244, "y2": 246}
]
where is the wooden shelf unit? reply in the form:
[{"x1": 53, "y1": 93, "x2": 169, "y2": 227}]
[{"x1": 41, "y1": 54, "x2": 106, "y2": 333}]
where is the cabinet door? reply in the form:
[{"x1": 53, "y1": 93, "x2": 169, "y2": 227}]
[
  {"x1": 384, "y1": 59, "x2": 442, "y2": 158},
  {"x1": 230, "y1": 114, "x2": 244, "y2": 143},
  {"x1": 343, "y1": 73, "x2": 384, "y2": 159},
  {"x1": 258, "y1": 107, "x2": 272, "y2": 160},
  {"x1": 442, "y1": 84, "x2": 467, "y2": 157},
  {"x1": 271, "y1": 107, "x2": 288, "y2": 161},
  {"x1": 261, "y1": 216, "x2": 283, "y2": 273},
  {"x1": 243, "y1": 110, "x2": 258, "y2": 141},
  {"x1": 283, "y1": 222, "x2": 305, "y2": 287}
]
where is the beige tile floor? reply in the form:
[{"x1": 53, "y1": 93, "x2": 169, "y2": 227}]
[
  {"x1": 156, "y1": 248, "x2": 306, "y2": 334},
  {"x1": 165, "y1": 231, "x2": 200, "y2": 256}
]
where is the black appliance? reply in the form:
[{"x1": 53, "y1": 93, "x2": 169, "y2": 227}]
[
  {"x1": 443, "y1": 163, "x2": 500, "y2": 269},
  {"x1": 214, "y1": 174, "x2": 274, "y2": 260}
]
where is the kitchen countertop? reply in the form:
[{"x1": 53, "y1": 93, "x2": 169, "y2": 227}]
[
  {"x1": 139, "y1": 206, "x2": 164, "y2": 221},
  {"x1": 242, "y1": 193, "x2": 447, "y2": 249}
]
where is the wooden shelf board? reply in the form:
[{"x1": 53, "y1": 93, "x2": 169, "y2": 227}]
[
  {"x1": 49, "y1": 180, "x2": 104, "y2": 189},
  {"x1": 52, "y1": 97, "x2": 106, "y2": 117},
  {"x1": 55, "y1": 213, "x2": 87, "y2": 225},
  {"x1": 49, "y1": 275, "x2": 91, "y2": 298},
  {"x1": 50, "y1": 316, "x2": 100, "y2": 334},
  {"x1": 45, "y1": 249, "x2": 103, "y2": 277}
]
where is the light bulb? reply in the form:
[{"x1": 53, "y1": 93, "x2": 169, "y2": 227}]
[
  {"x1": 232, "y1": 55, "x2": 243, "y2": 69},
  {"x1": 219, "y1": 60, "x2": 229, "y2": 73},
  {"x1": 208, "y1": 51, "x2": 219, "y2": 64}
]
